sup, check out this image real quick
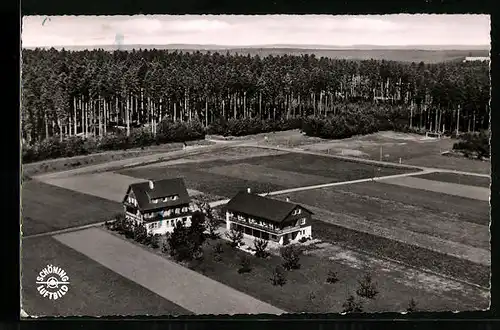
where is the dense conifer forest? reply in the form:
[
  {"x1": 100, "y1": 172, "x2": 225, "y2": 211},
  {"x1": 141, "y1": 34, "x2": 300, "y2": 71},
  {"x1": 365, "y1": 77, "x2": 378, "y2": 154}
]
[{"x1": 21, "y1": 48, "x2": 490, "y2": 162}]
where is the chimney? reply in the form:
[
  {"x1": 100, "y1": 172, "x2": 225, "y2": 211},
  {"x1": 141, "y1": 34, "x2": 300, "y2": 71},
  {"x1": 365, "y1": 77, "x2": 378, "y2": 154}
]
[
  {"x1": 149, "y1": 180, "x2": 154, "y2": 190},
  {"x1": 247, "y1": 187, "x2": 251, "y2": 194},
  {"x1": 286, "y1": 196, "x2": 290, "y2": 202}
]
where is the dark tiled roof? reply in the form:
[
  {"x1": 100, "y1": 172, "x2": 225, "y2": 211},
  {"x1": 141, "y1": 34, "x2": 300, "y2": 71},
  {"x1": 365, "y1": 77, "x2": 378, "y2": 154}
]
[
  {"x1": 225, "y1": 191, "x2": 312, "y2": 224},
  {"x1": 124, "y1": 178, "x2": 191, "y2": 212}
]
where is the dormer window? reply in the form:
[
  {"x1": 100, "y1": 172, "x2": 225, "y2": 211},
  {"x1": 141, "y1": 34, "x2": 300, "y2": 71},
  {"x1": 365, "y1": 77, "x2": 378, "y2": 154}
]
[
  {"x1": 163, "y1": 197, "x2": 169, "y2": 202},
  {"x1": 172, "y1": 195, "x2": 179, "y2": 201},
  {"x1": 292, "y1": 209, "x2": 302, "y2": 216}
]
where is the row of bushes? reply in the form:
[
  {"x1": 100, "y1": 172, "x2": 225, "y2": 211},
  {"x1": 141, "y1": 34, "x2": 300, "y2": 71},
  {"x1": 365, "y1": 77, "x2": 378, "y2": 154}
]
[
  {"x1": 22, "y1": 120, "x2": 206, "y2": 163},
  {"x1": 452, "y1": 130, "x2": 490, "y2": 160},
  {"x1": 206, "y1": 117, "x2": 303, "y2": 137}
]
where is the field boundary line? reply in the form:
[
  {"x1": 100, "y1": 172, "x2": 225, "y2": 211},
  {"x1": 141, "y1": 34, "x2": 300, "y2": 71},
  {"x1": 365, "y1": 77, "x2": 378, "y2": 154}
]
[
  {"x1": 246, "y1": 143, "x2": 490, "y2": 178},
  {"x1": 263, "y1": 170, "x2": 432, "y2": 197}
]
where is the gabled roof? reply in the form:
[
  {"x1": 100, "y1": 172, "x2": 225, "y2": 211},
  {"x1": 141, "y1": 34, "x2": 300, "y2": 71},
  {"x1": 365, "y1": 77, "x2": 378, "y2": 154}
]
[
  {"x1": 123, "y1": 178, "x2": 191, "y2": 212},
  {"x1": 225, "y1": 191, "x2": 313, "y2": 224}
]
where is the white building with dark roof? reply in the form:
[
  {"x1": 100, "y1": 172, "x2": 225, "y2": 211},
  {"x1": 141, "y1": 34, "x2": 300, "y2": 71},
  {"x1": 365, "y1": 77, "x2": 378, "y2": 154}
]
[
  {"x1": 122, "y1": 177, "x2": 193, "y2": 235},
  {"x1": 224, "y1": 188, "x2": 313, "y2": 245}
]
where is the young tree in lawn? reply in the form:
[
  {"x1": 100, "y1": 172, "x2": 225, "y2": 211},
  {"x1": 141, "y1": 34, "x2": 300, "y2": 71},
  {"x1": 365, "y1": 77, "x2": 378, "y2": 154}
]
[
  {"x1": 238, "y1": 254, "x2": 252, "y2": 274},
  {"x1": 167, "y1": 220, "x2": 194, "y2": 262},
  {"x1": 202, "y1": 202, "x2": 221, "y2": 239},
  {"x1": 342, "y1": 295, "x2": 364, "y2": 313},
  {"x1": 326, "y1": 269, "x2": 339, "y2": 284},
  {"x1": 189, "y1": 210, "x2": 206, "y2": 258},
  {"x1": 212, "y1": 241, "x2": 224, "y2": 262},
  {"x1": 225, "y1": 227, "x2": 244, "y2": 248},
  {"x1": 406, "y1": 298, "x2": 418, "y2": 312},
  {"x1": 253, "y1": 238, "x2": 270, "y2": 258},
  {"x1": 356, "y1": 273, "x2": 379, "y2": 299},
  {"x1": 133, "y1": 223, "x2": 148, "y2": 244},
  {"x1": 270, "y1": 265, "x2": 287, "y2": 286},
  {"x1": 280, "y1": 244, "x2": 302, "y2": 270}
]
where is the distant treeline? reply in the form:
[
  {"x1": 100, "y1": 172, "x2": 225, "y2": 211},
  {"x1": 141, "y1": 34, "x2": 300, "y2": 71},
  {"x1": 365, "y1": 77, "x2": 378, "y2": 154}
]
[{"x1": 22, "y1": 48, "x2": 489, "y2": 146}]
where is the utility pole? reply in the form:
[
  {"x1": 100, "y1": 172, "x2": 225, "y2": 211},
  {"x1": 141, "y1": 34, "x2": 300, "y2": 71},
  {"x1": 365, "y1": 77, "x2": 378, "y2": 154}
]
[{"x1": 456, "y1": 104, "x2": 461, "y2": 136}]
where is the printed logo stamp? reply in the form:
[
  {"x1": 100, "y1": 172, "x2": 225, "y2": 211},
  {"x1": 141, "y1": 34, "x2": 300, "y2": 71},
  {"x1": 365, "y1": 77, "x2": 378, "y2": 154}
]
[{"x1": 36, "y1": 264, "x2": 70, "y2": 300}]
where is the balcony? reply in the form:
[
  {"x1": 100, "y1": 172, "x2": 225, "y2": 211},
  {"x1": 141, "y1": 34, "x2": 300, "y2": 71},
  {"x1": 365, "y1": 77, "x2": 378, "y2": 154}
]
[
  {"x1": 228, "y1": 215, "x2": 301, "y2": 235},
  {"x1": 144, "y1": 210, "x2": 192, "y2": 223}
]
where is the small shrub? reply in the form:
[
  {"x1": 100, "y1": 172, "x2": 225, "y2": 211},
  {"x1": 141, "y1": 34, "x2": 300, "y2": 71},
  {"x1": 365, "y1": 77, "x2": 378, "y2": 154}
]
[
  {"x1": 150, "y1": 234, "x2": 160, "y2": 249},
  {"x1": 238, "y1": 255, "x2": 252, "y2": 274},
  {"x1": 326, "y1": 270, "x2": 339, "y2": 284},
  {"x1": 254, "y1": 238, "x2": 270, "y2": 258},
  {"x1": 213, "y1": 243, "x2": 223, "y2": 262},
  {"x1": 270, "y1": 266, "x2": 287, "y2": 286},
  {"x1": 356, "y1": 273, "x2": 379, "y2": 299},
  {"x1": 298, "y1": 237, "x2": 308, "y2": 243},
  {"x1": 342, "y1": 295, "x2": 364, "y2": 313},
  {"x1": 406, "y1": 298, "x2": 418, "y2": 312},
  {"x1": 133, "y1": 223, "x2": 148, "y2": 244},
  {"x1": 280, "y1": 245, "x2": 302, "y2": 270},
  {"x1": 225, "y1": 227, "x2": 244, "y2": 248},
  {"x1": 213, "y1": 242, "x2": 224, "y2": 254}
]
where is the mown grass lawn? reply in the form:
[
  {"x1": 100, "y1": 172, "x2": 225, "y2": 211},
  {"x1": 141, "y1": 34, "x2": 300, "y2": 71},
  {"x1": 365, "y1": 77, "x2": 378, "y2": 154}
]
[
  {"x1": 21, "y1": 180, "x2": 122, "y2": 236},
  {"x1": 185, "y1": 239, "x2": 480, "y2": 313},
  {"x1": 21, "y1": 236, "x2": 191, "y2": 316}
]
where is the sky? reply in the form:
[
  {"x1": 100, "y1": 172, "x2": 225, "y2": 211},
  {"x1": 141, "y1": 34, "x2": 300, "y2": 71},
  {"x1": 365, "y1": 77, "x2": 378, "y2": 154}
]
[{"x1": 22, "y1": 15, "x2": 490, "y2": 48}]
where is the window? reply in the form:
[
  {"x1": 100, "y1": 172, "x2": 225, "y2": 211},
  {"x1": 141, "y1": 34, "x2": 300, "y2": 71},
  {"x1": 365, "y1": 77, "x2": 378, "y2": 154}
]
[
  {"x1": 300, "y1": 218, "x2": 306, "y2": 225},
  {"x1": 175, "y1": 208, "x2": 180, "y2": 214},
  {"x1": 182, "y1": 217, "x2": 187, "y2": 223},
  {"x1": 182, "y1": 207, "x2": 188, "y2": 212},
  {"x1": 172, "y1": 195, "x2": 179, "y2": 201},
  {"x1": 292, "y1": 209, "x2": 302, "y2": 216}
]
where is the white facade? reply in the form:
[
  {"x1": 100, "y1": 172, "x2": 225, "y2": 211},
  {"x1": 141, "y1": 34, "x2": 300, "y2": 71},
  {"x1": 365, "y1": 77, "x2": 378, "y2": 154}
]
[
  {"x1": 463, "y1": 56, "x2": 490, "y2": 62},
  {"x1": 147, "y1": 216, "x2": 192, "y2": 235},
  {"x1": 225, "y1": 211, "x2": 312, "y2": 245},
  {"x1": 125, "y1": 211, "x2": 192, "y2": 235}
]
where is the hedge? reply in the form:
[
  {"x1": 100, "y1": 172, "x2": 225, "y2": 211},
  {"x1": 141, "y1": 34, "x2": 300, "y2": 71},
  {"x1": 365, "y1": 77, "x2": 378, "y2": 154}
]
[
  {"x1": 452, "y1": 130, "x2": 490, "y2": 159},
  {"x1": 22, "y1": 120, "x2": 206, "y2": 163},
  {"x1": 206, "y1": 117, "x2": 303, "y2": 137}
]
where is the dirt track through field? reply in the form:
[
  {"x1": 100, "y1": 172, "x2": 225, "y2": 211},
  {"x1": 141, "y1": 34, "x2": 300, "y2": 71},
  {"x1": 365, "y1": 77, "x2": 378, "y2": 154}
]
[
  {"x1": 54, "y1": 227, "x2": 285, "y2": 315},
  {"x1": 302, "y1": 204, "x2": 491, "y2": 266},
  {"x1": 379, "y1": 176, "x2": 490, "y2": 201}
]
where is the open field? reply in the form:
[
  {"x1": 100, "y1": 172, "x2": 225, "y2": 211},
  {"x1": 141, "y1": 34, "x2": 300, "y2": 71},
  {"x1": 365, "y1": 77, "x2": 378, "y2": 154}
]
[
  {"x1": 119, "y1": 150, "x2": 412, "y2": 199},
  {"x1": 249, "y1": 130, "x2": 490, "y2": 174},
  {"x1": 21, "y1": 236, "x2": 191, "y2": 316},
  {"x1": 271, "y1": 181, "x2": 490, "y2": 280},
  {"x1": 21, "y1": 180, "x2": 122, "y2": 236},
  {"x1": 278, "y1": 182, "x2": 489, "y2": 249},
  {"x1": 23, "y1": 140, "x2": 214, "y2": 177},
  {"x1": 413, "y1": 172, "x2": 490, "y2": 188},
  {"x1": 379, "y1": 176, "x2": 489, "y2": 201},
  {"x1": 54, "y1": 228, "x2": 285, "y2": 315}
]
